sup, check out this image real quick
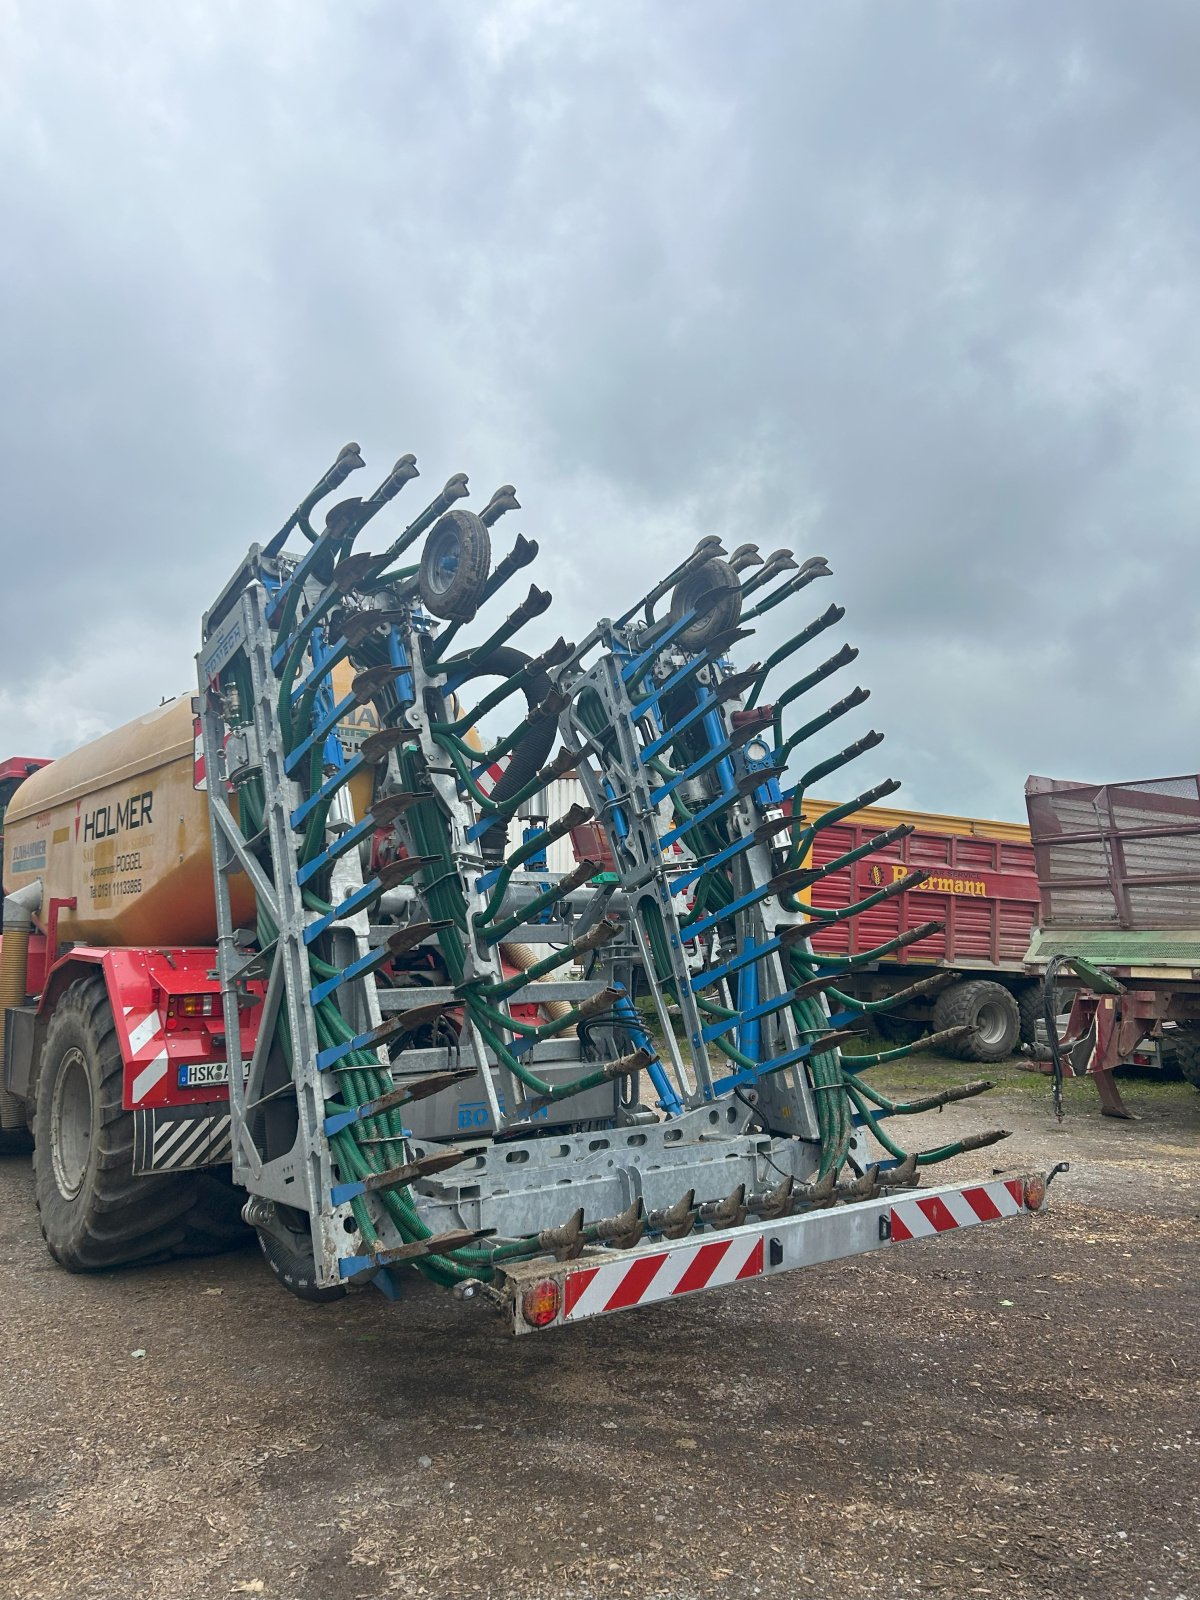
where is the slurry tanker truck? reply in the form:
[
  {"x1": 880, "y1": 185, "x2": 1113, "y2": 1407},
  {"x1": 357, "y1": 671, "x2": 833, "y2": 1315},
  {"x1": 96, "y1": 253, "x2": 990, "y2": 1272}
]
[{"x1": 0, "y1": 444, "x2": 1059, "y2": 1332}]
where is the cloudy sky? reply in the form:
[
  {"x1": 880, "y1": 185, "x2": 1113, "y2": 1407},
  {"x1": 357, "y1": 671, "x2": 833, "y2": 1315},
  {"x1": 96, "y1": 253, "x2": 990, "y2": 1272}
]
[{"x1": 1, "y1": 1, "x2": 1197, "y2": 821}]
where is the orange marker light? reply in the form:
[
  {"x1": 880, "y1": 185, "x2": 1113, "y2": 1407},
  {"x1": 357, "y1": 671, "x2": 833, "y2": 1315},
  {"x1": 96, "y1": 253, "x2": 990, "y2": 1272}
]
[{"x1": 521, "y1": 1279, "x2": 562, "y2": 1328}]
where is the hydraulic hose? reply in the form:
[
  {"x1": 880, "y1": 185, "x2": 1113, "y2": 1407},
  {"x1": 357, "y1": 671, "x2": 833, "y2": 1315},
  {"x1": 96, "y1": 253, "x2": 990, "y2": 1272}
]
[
  {"x1": 1041, "y1": 956, "x2": 1067, "y2": 1123},
  {"x1": 499, "y1": 941, "x2": 574, "y2": 1024}
]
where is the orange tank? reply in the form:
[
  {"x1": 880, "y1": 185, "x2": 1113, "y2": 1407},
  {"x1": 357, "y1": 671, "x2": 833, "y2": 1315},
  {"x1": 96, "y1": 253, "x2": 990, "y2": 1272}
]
[{"x1": 4, "y1": 667, "x2": 376, "y2": 948}]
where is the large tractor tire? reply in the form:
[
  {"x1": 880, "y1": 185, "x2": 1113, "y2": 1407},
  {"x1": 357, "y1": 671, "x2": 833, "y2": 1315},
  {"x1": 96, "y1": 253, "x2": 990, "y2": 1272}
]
[
  {"x1": 875, "y1": 1011, "x2": 926, "y2": 1046},
  {"x1": 1162, "y1": 1024, "x2": 1200, "y2": 1090},
  {"x1": 932, "y1": 979, "x2": 1021, "y2": 1064},
  {"x1": 34, "y1": 976, "x2": 199, "y2": 1270}
]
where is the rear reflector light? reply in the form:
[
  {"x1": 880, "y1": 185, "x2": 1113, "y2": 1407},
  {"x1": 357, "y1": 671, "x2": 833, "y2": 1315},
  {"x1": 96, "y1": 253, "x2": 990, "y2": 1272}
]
[
  {"x1": 170, "y1": 994, "x2": 216, "y2": 1018},
  {"x1": 1022, "y1": 1174, "x2": 1047, "y2": 1212},
  {"x1": 521, "y1": 1279, "x2": 562, "y2": 1328}
]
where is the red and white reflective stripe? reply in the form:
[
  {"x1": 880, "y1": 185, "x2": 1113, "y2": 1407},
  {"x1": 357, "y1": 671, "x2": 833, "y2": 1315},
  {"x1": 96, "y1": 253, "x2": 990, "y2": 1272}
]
[
  {"x1": 510, "y1": 1173, "x2": 1043, "y2": 1333},
  {"x1": 475, "y1": 756, "x2": 509, "y2": 797},
  {"x1": 889, "y1": 1178, "x2": 1024, "y2": 1242},
  {"x1": 123, "y1": 1006, "x2": 170, "y2": 1103},
  {"x1": 193, "y1": 715, "x2": 237, "y2": 793},
  {"x1": 563, "y1": 1233, "x2": 764, "y2": 1322},
  {"x1": 193, "y1": 717, "x2": 207, "y2": 791}
]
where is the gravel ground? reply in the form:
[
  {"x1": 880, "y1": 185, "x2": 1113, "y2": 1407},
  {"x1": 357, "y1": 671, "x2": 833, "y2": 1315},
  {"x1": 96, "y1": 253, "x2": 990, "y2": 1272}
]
[{"x1": 1, "y1": 1059, "x2": 1197, "y2": 1600}]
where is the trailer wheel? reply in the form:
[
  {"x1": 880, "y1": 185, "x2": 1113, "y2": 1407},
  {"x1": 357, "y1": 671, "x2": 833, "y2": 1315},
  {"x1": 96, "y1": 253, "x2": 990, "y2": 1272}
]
[
  {"x1": 932, "y1": 979, "x2": 1020, "y2": 1063},
  {"x1": 1162, "y1": 1023, "x2": 1200, "y2": 1090},
  {"x1": 33, "y1": 976, "x2": 195, "y2": 1271},
  {"x1": 450, "y1": 645, "x2": 558, "y2": 862},
  {"x1": 1017, "y1": 982, "x2": 1046, "y2": 1049},
  {"x1": 1017, "y1": 985, "x2": 1056, "y2": 1062},
  {"x1": 419, "y1": 509, "x2": 491, "y2": 622},
  {"x1": 256, "y1": 1203, "x2": 346, "y2": 1304},
  {"x1": 243, "y1": 1038, "x2": 345, "y2": 1303},
  {"x1": 668, "y1": 558, "x2": 742, "y2": 651}
]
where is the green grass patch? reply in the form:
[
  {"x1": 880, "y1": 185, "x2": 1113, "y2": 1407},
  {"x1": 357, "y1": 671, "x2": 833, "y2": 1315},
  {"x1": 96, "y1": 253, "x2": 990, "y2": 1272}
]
[
  {"x1": 866, "y1": 1050, "x2": 1198, "y2": 1112},
  {"x1": 634, "y1": 999, "x2": 1199, "y2": 1119}
]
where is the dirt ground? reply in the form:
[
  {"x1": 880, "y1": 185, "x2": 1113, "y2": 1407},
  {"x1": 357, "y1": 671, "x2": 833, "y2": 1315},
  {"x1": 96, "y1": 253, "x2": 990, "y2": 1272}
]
[{"x1": 1, "y1": 1058, "x2": 1197, "y2": 1600}]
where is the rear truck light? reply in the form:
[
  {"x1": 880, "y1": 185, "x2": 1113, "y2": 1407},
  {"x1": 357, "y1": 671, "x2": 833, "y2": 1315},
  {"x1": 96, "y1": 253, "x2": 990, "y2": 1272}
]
[
  {"x1": 521, "y1": 1279, "x2": 562, "y2": 1328},
  {"x1": 164, "y1": 993, "x2": 218, "y2": 1032},
  {"x1": 175, "y1": 993, "x2": 216, "y2": 1017}
]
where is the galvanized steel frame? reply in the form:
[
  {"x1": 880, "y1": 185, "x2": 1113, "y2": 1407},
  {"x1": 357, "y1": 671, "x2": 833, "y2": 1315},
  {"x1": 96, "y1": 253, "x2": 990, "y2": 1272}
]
[
  {"x1": 196, "y1": 534, "x2": 860, "y2": 1287},
  {"x1": 199, "y1": 562, "x2": 361, "y2": 1282}
]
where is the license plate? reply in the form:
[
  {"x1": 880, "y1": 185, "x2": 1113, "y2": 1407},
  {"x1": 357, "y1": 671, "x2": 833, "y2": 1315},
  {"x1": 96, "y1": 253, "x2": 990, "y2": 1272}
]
[{"x1": 177, "y1": 1060, "x2": 251, "y2": 1089}]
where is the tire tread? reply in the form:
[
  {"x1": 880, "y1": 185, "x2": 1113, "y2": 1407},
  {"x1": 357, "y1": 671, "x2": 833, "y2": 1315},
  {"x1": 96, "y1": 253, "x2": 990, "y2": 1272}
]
[
  {"x1": 931, "y1": 979, "x2": 1021, "y2": 1063},
  {"x1": 33, "y1": 976, "x2": 244, "y2": 1271}
]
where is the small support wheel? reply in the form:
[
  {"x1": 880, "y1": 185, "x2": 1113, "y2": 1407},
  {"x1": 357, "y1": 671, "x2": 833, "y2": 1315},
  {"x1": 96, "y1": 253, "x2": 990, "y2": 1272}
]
[
  {"x1": 667, "y1": 558, "x2": 742, "y2": 650},
  {"x1": 419, "y1": 509, "x2": 492, "y2": 621},
  {"x1": 255, "y1": 1202, "x2": 346, "y2": 1304}
]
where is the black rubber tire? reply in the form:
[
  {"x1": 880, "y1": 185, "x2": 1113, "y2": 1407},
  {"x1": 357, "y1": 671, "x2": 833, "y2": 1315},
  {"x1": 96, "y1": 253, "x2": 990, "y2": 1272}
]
[
  {"x1": 33, "y1": 977, "x2": 196, "y2": 1271},
  {"x1": 256, "y1": 1205, "x2": 346, "y2": 1303},
  {"x1": 668, "y1": 558, "x2": 742, "y2": 650},
  {"x1": 1017, "y1": 981, "x2": 1045, "y2": 1047},
  {"x1": 181, "y1": 1169, "x2": 254, "y2": 1255},
  {"x1": 1016, "y1": 977, "x2": 1060, "y2": 1062},
  {"x1": 931, "y1": 979, "x2": 1021, "y2": 1064},
  {"x1": 419, "y1": 508, "x2": 492, "y2": 622},
  {"x1": 243, "y1": 1037, "x2": 345, "y2": 1303},
  {"x1": 1161, "y1": 1023, "x2": 1200, "y2": 1090}
]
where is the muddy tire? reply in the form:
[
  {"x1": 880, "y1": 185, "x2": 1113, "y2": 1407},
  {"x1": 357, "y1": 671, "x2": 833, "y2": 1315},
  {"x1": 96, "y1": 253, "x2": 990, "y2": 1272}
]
[
  {"x1": 419, "y1": 508, "x2": 491, "y2": 622},
  {"x1": 1162, "y1": 1024, "x2": 1200, "y2": 1090},
  {"x1": 33, "y1": 976, "x2": 195, "y2": 1271},
  {"x1": 932, "y1": 979, "x2": 1020, "y2": 1064},
  {"x1": 668, "y1": 558, "x2": 742, "y2": 651}
]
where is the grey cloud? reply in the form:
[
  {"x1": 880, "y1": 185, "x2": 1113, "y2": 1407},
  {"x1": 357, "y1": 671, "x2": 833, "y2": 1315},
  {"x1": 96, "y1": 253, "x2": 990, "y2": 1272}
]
[{"x1": 1, "y1": 0, "x2": 1197, "y2": 822}]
